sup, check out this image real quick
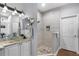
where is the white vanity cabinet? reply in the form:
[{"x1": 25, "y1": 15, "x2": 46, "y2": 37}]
[
  {"x1": 20, "y1": 41, "x2": 31, "y2": 56},
  {"x1": 0, "y1": 40, "x2": 31, "y2": 56},
  {"x1": 4, "y1": 44, "x2": 20, "y2": 56}
]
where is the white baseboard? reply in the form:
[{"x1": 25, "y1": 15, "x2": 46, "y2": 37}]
[{"x1": 53, "y1": 47, "x2": 61, "y2": 56}]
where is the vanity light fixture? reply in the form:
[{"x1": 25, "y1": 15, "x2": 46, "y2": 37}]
[
  {"x1": 2, "y1": 3, "x2": 8, "y2": 13},
  {"x1": 12, "y1": 7, "x2": 17, "y2": 15},
  {"x1": 0, "y1": 3, "x2": 24, "y2": 15}
]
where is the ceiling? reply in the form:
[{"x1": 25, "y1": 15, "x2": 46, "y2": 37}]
[{"x1": 38, "y1": 3, "x2": 68, "y2": 12}]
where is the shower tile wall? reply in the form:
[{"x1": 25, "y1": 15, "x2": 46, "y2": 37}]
[{"x1": 42, "y1": 8, "x2": 61, "y2": 52}]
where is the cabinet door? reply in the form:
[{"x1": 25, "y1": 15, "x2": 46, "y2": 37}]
[
  {"x1": 21, "y1": 41, "x2": 31, "y2": 56},
  {"x1": 4, "y1": 46, "x2": 9, "y2": 56},
  {"x1": 0, "y1": 48, "x2": 5, "y2": 56},
  {"x1": 5, "y1": 44, "x2": 20, "y2": 56}
]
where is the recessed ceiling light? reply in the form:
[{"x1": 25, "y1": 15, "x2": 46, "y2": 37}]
[{"x1": 41, "y1": 3, "x2": 46, "y2": 7}]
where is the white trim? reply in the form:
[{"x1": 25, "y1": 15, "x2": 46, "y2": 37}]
[
  {"x1": 75, "y1": 14, "x2": 79, "y2": 54},
  {"x1": 60, "y1": 14, "x2": 79, "y2": 53}
]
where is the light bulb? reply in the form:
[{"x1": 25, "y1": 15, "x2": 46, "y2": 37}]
[
  {"x1": 12, "y1": 10, "x2": 17, "y2": 15},
  {"x1": 19, "y1": 14, "x2": 21, "y2": 17},
  {"x1": 2, "y1": 6, "x2": 8, "y2": 13},
  {"x1": 19, "y1": 13, "x2": 24, "y2": 17}
]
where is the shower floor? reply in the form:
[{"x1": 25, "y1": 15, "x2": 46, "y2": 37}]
[{"x1": 37, "y1": 46, "x2": 53, "y2": 56}]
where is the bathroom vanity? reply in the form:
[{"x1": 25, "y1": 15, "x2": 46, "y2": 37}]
[
  {"x1": 0, "y1": 4, "x2": 35, "y2": 56},
  {"x1": 0, "y1": 14, "x2": 32, "y2": 56},
  {"x1": 0, "y1": 37, "x2": 31, "y2": 56},
  {"x1": 0, "y1": 13, "x2": 32, "y2": 56}
]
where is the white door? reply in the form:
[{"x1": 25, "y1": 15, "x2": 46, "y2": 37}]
[{"x1": 61, "y1": 15, "x2": 78, "y2": 52}]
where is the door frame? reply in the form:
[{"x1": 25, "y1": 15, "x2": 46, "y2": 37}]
[{"x1": 60, "y1": 14, "x2": 79, "y2": 53}]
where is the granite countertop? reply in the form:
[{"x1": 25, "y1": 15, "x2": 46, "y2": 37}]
[{"x1": 0, "y1": 36, "x2": 31, "y2": 48}]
